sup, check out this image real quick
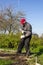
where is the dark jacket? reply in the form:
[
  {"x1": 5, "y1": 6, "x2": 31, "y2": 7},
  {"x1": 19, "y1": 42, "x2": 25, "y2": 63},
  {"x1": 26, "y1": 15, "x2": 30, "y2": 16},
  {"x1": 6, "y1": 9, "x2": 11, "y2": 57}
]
[{"x1": 22, "y1": 22, "x2": 32, "y2": 37}]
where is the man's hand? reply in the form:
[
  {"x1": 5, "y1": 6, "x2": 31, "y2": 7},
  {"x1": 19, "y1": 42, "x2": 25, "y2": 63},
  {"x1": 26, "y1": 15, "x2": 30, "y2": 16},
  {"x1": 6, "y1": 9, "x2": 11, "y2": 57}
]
[
  {"x1": 20, "y1": 35, "x2": 25, "y2": 39},
  {"x1": 19, "y1": 28, "x2": 24, "y2": 33},
  {"x1": 21, "y1": 30, "x2": 24, "y2": 33}
]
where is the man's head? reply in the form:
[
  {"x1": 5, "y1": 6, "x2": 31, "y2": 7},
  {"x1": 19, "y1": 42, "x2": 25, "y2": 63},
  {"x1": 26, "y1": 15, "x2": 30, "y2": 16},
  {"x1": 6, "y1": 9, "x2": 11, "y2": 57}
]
[{"x1": 20, "y1": 18, "x2": 26, "y2": 25}]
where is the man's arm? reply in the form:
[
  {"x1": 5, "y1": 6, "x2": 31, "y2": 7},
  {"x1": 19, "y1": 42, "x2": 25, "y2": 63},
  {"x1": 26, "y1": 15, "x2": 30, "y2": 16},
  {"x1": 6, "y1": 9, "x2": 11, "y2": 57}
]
[{"x1": 25, "y1": 31, "x2": 32, "y2": 37}]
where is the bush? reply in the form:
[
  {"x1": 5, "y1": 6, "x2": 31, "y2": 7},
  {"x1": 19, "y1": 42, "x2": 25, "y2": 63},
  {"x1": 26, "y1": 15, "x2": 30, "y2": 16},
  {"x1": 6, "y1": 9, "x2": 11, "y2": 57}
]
[
  {"x1": 0, "y1": 33, "x2": 20, "y2": 49},
  {"x1": 0, "y1": 33, "x2": 43, "y2": 52}
]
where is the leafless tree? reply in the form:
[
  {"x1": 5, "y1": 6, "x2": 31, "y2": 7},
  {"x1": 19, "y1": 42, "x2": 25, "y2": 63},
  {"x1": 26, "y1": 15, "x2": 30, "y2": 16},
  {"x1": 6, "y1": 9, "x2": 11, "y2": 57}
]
[{"x1": 0, "y1": 7, "x2": 25, "y2": 34}]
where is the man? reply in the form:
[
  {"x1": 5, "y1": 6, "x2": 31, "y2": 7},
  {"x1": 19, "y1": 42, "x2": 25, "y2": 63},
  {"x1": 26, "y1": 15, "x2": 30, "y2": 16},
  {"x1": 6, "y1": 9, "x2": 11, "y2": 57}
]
[{"x1": 17, "y1": 18, "x2": 32, "y2": 56}]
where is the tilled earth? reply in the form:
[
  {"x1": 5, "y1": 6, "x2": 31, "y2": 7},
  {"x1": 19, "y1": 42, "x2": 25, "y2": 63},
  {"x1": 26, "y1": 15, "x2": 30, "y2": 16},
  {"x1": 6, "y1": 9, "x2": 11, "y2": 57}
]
[{"x1": 0, "y1": 52, "x2": 31, "y2": 65}]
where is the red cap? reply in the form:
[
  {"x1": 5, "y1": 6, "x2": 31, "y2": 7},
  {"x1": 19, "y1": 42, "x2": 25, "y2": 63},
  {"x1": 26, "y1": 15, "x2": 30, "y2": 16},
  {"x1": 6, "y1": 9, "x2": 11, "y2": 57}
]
[{"x1": 20, "y1": 18, "x2": 26, "y2": 25}]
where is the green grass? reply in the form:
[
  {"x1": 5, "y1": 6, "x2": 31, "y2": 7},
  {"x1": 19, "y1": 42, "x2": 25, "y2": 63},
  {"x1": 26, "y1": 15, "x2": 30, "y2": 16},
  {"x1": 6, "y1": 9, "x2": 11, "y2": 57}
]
[
  {"x1": 38, "y1": 54, "x2": 43, "y2": 65},
  {"x1": 0, "y1": 59, "x2": 14, "y2": 65}
]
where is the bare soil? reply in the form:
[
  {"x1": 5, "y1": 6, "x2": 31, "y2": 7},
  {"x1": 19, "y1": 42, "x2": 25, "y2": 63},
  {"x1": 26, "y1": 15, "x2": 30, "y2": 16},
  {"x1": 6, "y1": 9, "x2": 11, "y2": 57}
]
[{"x1": 0, "y1": 50, "x2": 35, "y2": 65}]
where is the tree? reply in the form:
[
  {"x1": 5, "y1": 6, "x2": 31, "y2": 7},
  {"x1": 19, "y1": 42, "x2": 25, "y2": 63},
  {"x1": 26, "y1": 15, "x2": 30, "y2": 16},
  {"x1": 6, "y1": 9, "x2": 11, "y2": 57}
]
[
  {"x1": 0, "y1": 10, "x2": 7, "y2": 33},
  {"x1": 0, "y1": 7, "x2": 25, "y2": 34}
]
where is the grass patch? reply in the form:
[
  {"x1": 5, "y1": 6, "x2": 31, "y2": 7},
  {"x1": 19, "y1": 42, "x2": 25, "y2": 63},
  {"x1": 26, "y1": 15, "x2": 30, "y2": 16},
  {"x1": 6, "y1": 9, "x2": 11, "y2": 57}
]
[
  {"x1": 38, "y1": 54, "x2": 43, "y2": 65},
  {"x1": 0, "y1": 59, "x2": 14, "y2": 65}
]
